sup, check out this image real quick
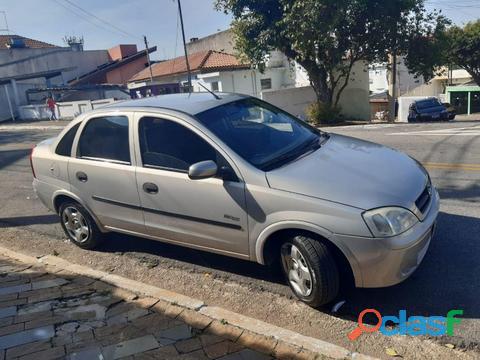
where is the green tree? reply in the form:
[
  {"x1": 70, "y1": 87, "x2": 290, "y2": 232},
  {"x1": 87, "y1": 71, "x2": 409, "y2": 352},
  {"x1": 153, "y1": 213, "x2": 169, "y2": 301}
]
[
  {"x1": 448, "y1": 20, "x2": 480, "y2": 86},
  {"x1": 215, "y1": 0, "x2": 445, "y2": 123}
]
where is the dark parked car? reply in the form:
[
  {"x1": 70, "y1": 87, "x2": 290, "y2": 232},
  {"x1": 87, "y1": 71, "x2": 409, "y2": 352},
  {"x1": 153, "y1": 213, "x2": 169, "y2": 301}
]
[
  {"x1": 442, "y1": 102, "x2": 457, "y2": 120},
  {"x1": 408, "y1": 98, "x2": 449, "y2": 122}
]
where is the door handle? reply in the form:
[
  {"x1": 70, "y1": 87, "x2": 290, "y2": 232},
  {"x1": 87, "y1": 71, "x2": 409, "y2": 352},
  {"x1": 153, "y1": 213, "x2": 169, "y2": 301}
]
[
  {"x1": 143, "y1": 182, "x2": 158, "y2": 194},
  {"x1": 76, "y1": 171, "x2": 88, "y2": 182}
]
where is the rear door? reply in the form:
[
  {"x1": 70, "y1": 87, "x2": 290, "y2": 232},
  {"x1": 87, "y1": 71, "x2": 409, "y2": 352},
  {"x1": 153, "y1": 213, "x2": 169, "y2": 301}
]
[
  {"x1": 69, "y1": 112, "x2": 144, "y2": 233},
  {"x1": 133, "y1": 113, "x2": 249, "y2": 258}
]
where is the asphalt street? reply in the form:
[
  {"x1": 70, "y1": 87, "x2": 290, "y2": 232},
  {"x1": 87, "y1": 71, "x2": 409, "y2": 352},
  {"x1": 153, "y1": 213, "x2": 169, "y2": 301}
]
[{"x1": 0, "y1": 119, "x2": 479, "y2": 358}]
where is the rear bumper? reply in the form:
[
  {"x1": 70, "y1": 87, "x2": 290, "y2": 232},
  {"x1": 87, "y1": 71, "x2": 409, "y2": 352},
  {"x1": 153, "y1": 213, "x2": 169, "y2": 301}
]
[{"x1": 335, "y1": 188, "x2": 440, "y2": 288}]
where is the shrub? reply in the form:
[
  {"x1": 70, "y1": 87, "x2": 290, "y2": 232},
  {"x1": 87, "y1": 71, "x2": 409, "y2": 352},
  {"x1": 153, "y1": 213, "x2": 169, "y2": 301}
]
[{"x1": 306, "y1": 102, "x2": 343, "y2": 125}]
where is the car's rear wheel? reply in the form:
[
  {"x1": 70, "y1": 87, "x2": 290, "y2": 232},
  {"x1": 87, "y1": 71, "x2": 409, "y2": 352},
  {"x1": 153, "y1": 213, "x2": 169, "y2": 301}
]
[
  {"x1": 59, "y1": 202, "x2": 103, "y2": 250},
  {"x1": 280, "y1": 235, "x2": 339, "y2": 307}
]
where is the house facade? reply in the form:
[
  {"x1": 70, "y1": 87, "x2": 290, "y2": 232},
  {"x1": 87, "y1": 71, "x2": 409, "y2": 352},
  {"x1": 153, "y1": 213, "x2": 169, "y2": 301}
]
[
  {"x1": 0, "y1": 34, "x2": 155, "y2": 121},
  {"x1": 129, "y1": 29, "x2": 370, "y2": 120}
]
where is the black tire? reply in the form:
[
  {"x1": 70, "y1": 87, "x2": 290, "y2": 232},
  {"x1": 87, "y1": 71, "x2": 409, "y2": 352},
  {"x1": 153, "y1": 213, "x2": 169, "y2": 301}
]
[
  {"x1": 280, "y1": 235, "x2": 339, "y2": 307},
  {"x1": 59, "y1": 201, "x2": 104, "y2": 250}
]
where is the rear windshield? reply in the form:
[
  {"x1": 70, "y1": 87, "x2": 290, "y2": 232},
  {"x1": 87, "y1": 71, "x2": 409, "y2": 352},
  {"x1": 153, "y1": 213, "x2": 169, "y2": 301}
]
[{"x1": 416, "y1": 99, "x2": 442, "y2": 110}]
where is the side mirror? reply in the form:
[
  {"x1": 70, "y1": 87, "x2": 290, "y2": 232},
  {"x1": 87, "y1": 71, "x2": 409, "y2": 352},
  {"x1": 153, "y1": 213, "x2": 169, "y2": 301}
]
[{"x1": 188, "y1": 160, "x2": 218, "y2": 180}]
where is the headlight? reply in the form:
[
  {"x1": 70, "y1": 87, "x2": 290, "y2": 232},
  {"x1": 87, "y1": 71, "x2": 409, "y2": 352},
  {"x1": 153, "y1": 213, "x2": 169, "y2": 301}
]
[{"x1": 362, "y1": 207, "x2": 418, "y2": 237}]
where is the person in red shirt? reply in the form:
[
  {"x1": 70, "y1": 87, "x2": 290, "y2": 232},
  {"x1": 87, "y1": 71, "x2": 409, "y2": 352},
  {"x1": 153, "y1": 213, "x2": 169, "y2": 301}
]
[{"x1": 46, "y1": 95, "x2": 57, "y2": 121}]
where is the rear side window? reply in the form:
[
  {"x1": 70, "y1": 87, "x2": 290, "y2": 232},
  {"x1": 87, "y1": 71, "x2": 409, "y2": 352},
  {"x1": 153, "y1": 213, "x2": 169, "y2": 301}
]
[
  {"x1": 55, "y1": 123, "x2": 80, "y2": 156},
  {"x1": 78, "y1": 116, "x2": 130, "y2": 163},
  {"x1": 138, "y1": 116, "x2": 217, "y2": 172}
]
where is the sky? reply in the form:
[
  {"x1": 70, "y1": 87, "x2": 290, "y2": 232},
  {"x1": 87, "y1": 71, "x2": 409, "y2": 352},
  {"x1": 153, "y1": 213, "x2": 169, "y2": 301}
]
[
  {"x1": 0, "y1": 0, "x2": 232, "y2": 60},
  {"x1": 0, "y1": 0, "x2": 479, "y2": 61}
]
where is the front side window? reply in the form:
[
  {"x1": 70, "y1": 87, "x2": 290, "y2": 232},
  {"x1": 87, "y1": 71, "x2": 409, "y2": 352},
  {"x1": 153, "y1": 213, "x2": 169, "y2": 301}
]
[
  {"x1": 195, "y1": 98, "x2": 321, "y2": 170},
  {"x1": 139, "y1": 117, "x2": 219, "y2": 172},
  {"x1": 78, "y1": 116, "x2": 130, "y2": 163},
  {"x1": 56, "y1": 123, "x2": 80, "y2": 156}
]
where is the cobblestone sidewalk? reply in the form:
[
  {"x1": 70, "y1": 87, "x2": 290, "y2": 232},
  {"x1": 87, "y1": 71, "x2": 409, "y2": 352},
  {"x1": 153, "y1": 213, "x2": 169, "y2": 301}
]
[{"x1": 0, "y1": 255, "x2": 272, "y2": 360}]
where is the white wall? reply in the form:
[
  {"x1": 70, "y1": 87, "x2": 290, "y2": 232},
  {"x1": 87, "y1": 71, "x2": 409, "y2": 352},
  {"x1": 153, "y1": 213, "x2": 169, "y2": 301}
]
[
  {"x1": 0, "y1": 48, "x2": 110, "y2": 108},
  {"x1": 18, "y1": 98, "x2": 116, "y2": 120},
  {"x1": 369, "y1": 65, "x2": 388, "y2": 94}
]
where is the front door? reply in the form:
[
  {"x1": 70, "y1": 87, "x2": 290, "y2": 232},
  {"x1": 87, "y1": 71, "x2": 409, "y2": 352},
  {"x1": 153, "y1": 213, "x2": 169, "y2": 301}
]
[
  {"x1": 69, "y1": 114, "x2": 144, "y2": 233},
  {"x1": 134, "y1": 114, "x2": 249, "y2": 257}
]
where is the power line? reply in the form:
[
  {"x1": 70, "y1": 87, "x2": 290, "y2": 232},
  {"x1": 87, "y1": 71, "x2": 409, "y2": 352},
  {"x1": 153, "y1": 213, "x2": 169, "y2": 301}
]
[
  {"x1": 61, "y1": 0, "x2": 141, "y2": 40},
  {"x1": 52, "y1": 0, "x2": 131, "y2": 39}
]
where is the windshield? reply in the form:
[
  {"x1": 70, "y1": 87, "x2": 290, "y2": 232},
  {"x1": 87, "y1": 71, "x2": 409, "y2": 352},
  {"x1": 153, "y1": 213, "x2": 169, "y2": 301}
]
[
  {"x1": 416, "y1": 99, "x2": 442, "y2": 110},
  {"x1": 195, "y1": 98, "x2": 321, "y2": 170}
]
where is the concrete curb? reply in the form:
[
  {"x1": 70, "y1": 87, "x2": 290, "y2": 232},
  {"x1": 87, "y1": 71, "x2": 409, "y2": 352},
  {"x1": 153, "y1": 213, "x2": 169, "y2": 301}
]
[{"x1": 0, "y1": 246, "x2": 378, "y2": 360}]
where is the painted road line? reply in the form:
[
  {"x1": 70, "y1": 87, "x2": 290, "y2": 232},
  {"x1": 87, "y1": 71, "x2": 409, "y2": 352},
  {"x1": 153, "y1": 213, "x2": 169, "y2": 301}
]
[
  {"x1": 422, "y1": 162, "x2": 480, "y2": 171},
  {"x1": 389, "y1": 125, "x2": 480, "y2": 136}
]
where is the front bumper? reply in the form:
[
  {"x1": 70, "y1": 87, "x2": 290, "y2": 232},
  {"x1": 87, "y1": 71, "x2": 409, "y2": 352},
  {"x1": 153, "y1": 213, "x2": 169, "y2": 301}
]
[{"x1": 334, "y1": 188, "x2": 440, "y2": 288}]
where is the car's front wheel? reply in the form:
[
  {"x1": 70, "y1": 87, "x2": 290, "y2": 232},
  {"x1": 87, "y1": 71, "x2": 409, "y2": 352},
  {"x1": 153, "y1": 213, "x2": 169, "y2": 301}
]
[
  {"x1": 59, "y1": 202, "x2": 104, "y2": 250},
  {"x1": 280, "y1": 235, "x2": 339, "y2": 307}
]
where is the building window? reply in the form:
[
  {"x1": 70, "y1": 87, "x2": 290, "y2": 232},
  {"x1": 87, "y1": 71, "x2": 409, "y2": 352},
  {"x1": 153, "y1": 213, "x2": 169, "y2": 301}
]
[
  {"x1": 211, "y1": 81, "x2": 219, "y2": 92},
  {"x1": 260, "y1": 78, "x2": 272, "y2": 90}
]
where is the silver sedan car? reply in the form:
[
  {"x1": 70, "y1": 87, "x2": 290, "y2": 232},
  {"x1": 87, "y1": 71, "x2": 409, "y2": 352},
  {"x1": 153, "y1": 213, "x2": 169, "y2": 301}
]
[{"x1": 31, "y1": 93, "x2": 439, "y2": 307}]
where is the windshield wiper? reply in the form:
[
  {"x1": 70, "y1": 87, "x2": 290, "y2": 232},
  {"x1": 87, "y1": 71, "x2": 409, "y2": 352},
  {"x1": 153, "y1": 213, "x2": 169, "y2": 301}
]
[{"x1": 261, "y1": 137, "x2": 321, "y2": 171}]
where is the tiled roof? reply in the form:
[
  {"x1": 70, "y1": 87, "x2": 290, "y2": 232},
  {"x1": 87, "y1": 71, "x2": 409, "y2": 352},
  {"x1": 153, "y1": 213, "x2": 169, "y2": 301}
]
[
  {"x1": 0, "y1": 35, "x2": 59, "y2": 49},
  {"x1": 129, "y1": 50, "x2": 249, "y2": 82}
]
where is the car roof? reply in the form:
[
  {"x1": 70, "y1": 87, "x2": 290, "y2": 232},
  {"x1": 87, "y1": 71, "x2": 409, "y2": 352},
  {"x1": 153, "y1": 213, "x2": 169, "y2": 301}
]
[{"x1": 104, "y1": 92, "x2": 249, "y2": 115}]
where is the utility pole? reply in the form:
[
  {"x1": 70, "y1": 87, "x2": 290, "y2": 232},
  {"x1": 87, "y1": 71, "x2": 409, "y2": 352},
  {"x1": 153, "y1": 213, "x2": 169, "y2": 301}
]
[
  {"x1": 143, "y1": 35, "x2": 153, "y2": 83},
  {"x1": 388, "y1": 52, "x2": 397, "y2": 122},
  {"x1": 177, "y1": 0, "x2": 192, "y2": 92}
]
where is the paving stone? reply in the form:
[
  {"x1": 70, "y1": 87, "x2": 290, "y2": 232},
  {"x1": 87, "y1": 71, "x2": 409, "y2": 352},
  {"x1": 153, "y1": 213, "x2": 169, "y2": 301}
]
[
  {"x1": 27, "y1": 290, "x2": 62, "y2": 304},
  {"x1": 199, "y1": 333, "x2": 226, "y2": 347},
  {"x1": 0, "y1": 298, "x2": 27, "y2": 308},
  {"x1": 25, "y1": 315, "x2": 65, "y2": 330},
  {"x1": 31, "y1": 278, "x2": 69, "y2": 290},
  {"x1": 61, "y1": 286, "x2": 96, "y2": 299},
  {"x1": 73, "y1": 330, "x2": 94, "y2": 343},
  {"x1": 0, "y1": 284, "x2": 31, "y2": 296},
  {"x1": 67, "y1": 346, "x2": 103, "y2": 360},
  {"x1": 0, "y1": 323, "x2": 24, "y2": 337},
  {"x1": 106, "y1": 302, "x2": 134, "y2": 318},
  {"x1": 55, "y1": 322, "x2": 79, "y2": 336},
  {"x1": 107, "y1": 308, "x2": 149, "y2": 326},
  {"x1": 156, "y1": 324, "x2": 193, "y2": 344},
  {"x1": 61, "y1": 304, "x2": 106, "y2": 321},
  {"x1": 17, "y1": 346, "x2": 65, "y2": 360},
  {"x1": 76, "y1": 320, "x2": 105, "y2": 333},
  {"x1": 0, "y1": 318, "x2": 12, "y2": 328},
  {"x1": 5, "y1": 340, "x2": 51, "y2": 359},
  {"x1": 101, "y1": 335, "x2": 159, "y2": 360},
  {"x1": 94, "y1": 323, "x2": 129, "y2": 339},
  {"x1": 133, "y1": 345, "x2": 179, "y2": 359},
  {"x1": 52, "y1": 334, "x2": 73, "y2": 347},
  {"x1": 217, "y1": 349, "x2": 272, "y2": 360},
  {"x1": 175, "y1": 337, "x2": 203, "y2": 354},
  {"x1": 15, "y1": 310, "x2": 53, "y2": 324},
  {"x1": 177, "y1": 349, "x2": 208, "y2": 359},
  {"x1": 130, "y1": 313, "x2": 174, "y2": 333},
  {"x1": 17, "y1": 301, "x2": 54, "y2": 315},
  {"x1": 0, "y1": 293, "x2": 18, "y2": 303},
  {"x1": 204, "y1": 341, "x2": 244, "y2": 359},
  {"x1": 0, "y1": 307, "x2": 16, "y2": 319},
  {"x1": 0, "y1": 325, "x2": 55, "y2": 350}
]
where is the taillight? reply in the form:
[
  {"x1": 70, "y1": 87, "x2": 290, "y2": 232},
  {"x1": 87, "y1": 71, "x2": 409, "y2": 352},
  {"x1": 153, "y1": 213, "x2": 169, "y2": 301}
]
[{"x1": 30, "y1": 146, "x2": 36, "y2": 179}]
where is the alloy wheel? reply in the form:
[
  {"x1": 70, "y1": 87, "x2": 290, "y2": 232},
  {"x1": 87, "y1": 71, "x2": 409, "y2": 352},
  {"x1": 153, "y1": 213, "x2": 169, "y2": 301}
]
[
  {"x1": 281, "y1": 243, "x2": 313, "y2": 297},
  {"x1": 62, "y1": 206, "x2": 90, "y2": 243}
]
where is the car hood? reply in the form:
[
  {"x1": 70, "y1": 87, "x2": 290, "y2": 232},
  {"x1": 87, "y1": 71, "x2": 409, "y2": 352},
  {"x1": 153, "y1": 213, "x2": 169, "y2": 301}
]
[{"x1": 266, "y1": 134, "x2": 428, "y2": 210}]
